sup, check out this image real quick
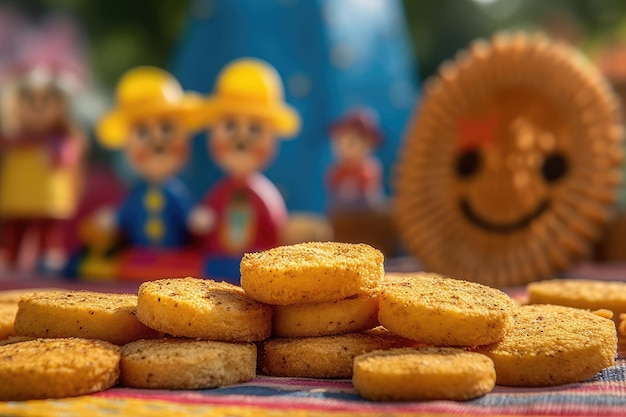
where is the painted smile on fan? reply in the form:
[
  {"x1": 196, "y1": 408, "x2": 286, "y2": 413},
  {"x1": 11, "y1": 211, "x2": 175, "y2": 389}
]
[{"x1": 460, "y1": 199, "x2": 550, "y2": 234}]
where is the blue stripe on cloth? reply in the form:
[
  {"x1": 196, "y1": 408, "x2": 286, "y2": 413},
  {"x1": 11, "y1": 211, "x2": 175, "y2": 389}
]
[
  {"x1": 96, "y1": 361, "x2": 626, "y2": 416},
  {"x1": 591, "y1": 365, "x2": 626, "y2": 382}
]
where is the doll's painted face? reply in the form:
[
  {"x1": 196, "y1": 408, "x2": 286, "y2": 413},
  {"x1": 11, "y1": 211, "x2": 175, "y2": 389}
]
[
  {"x1": 331, "y1": 128, "x2": 373, "y2": 165},
  {"x1": 453, "y1": 87, "x2": 570, "y2": 234},
  {"x1": 13, "y1": 82, "x2": 67, "y2": 134},
  {"x1": 126, "y1": 116, "x2": 189, "y2": 183},
  {"x1": 210, "y1": 114, "x2": 277, "y2": 178}
]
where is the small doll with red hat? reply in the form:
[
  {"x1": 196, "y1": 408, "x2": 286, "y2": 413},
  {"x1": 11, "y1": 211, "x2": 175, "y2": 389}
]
[
  {"x1": 327, "y1": 108, "x2": 384, "y2": 212},
  {"x1": 193, "y1": 58, "x2": 300, "y2": 280},
  {"x1": 95, "y1": 67, "x2": 203, "y2": 251},
  {"x1": 0, "y1": 17, "x2": 87, "y2": 272}
]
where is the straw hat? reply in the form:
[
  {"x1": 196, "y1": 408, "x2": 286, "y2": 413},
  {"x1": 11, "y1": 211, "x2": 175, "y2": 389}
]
[
  {"x1": 97, "y1": 66, "x2": 203, "y2": 148},
  {"x1": 202, "y1": 58, "x2": 300, "y2": 138}
]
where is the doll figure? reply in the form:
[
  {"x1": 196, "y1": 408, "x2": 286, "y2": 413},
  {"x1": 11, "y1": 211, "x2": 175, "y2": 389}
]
[
  {"x1": 195, "y1": 58, "x2": 300, "y2": 274},
  {"x1": 327, "y1": 108, "x2": 384, "y2": 212},
  {"x1": 0, "y1": 63, "x2": 86, "y2": 272},
  {"x1": 95, "y1": 67, "x2": 202, "y2": 250}
]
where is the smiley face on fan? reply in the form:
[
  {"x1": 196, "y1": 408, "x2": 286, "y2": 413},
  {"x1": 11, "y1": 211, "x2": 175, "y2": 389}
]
[
  {"x1": 395, "y1": 33, "x2": 623, "y2": 287},
  {"x1": 453, "y1": 89, "x2": 571, "y2": 235}
]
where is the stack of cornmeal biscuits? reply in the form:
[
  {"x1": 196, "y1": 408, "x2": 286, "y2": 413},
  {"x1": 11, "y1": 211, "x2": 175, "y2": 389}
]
[
  {"x1": 240, "y1": 242, "x2": 417, "y2": 378},
  {"x1": 351, "y1": 273, "x2": 616, "y2": 400},
  {"x1": 0, "y1": 242, "x2": 620, "y2": 402}
]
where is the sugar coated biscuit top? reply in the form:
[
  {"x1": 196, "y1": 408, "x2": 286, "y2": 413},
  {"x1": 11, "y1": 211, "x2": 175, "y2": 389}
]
[
  {"x1": 0, "y1": 338, "x2": 121, "y2": 400},
  {"x1": 19, "y1": 290, "x2": 138, "y2": 311},
  {"x1": 528, "y1": 279, "x2": 626, "y2": 305},
  {"x1": 484, "y1": 304, "x2": 616, "y2": 357},
  {"x1": 355, "y1": 347, "x2": 494, "y2": 375},
  {"x1": 384, "y1": 273, "x2": 514, "y2": 311},
  {"x1": 137, "y1": 278, "x2": 272, "y2": 341},
  {"x1": 243, "y1": 242, "x2": 383, "y2": 270},
  {"x1": 0, "y1": 337, "x2": 120, "y2": 372},
  {"x1": 0, "y1": 288, "x2": 61, "y2": 305},
  {"x1": 379, "y1": 273, "x2": 515, "y2": 346},
  {"x1": 241, "y1": 242, "x2": 384, "y2": 305}
]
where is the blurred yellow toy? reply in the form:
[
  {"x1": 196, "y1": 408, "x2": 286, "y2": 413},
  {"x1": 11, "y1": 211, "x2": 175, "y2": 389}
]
[
  {"x1": 195, "y1": 58, "x2": 300, "y2": 280},
  {"x1": 95, "y1": 67, "x2": 203, "y2": 250},
  {"x1": 74, "y1": 215, "x2": 120, "y2": 281}
]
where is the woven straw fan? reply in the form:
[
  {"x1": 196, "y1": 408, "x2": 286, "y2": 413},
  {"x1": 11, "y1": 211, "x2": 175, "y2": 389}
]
[{"x1": 395, "y1": 32, "x2": 624, "y2": 288}]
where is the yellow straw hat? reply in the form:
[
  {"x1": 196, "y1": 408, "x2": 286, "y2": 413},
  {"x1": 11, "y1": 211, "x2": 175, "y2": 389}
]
[
  {"x1": 203, "y1": 58, "x2": 300, "y2": 138},
  {"x1": 97, "y1": 66, "x2": 203, "y2": 149}
]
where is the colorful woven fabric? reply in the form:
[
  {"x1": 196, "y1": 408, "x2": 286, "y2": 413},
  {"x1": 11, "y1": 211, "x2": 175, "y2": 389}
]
[{"x1": 1, "y1": 361, "x2": 625, "y2": 417}]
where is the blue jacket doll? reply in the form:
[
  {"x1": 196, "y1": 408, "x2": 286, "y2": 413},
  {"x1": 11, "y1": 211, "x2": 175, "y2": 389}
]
[{"x1": 117, "y1": 179, "x2": 193, "y2": 248}]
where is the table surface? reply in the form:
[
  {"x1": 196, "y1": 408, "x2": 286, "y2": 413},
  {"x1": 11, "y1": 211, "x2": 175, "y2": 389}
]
[{"x1": 2, "y1": 261, "x2": 626, "y2": 417}]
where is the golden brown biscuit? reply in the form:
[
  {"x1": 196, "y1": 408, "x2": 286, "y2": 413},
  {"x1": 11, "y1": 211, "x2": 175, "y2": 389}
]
[
  {"x1": 528, "y1": 279, "x2": 626, "y2": 325},
  {"x1": 14, "y1": 291, "x2": 159, "y2": 345},
  {"x1": 476, "y1": 304, "x2": 617, "y2": 386},
  {"x1": 0, "y1": 289, "x2": 63, "y2": 341},
  {"x1": 272, "y1": 295, "x2": 379, "y2": 337},
  {"x1": 0, "y1": 338, "x2": 121, "y2": 400},
  {"x1": 378, "y1": 273, "x2": 515, "y2": 346},
  {"x1": 353, "y1": 347, "x2": 496, "y2": 401},
  {"x1": 0, "y1": 303, "x2": 17, "y2": 340},
  {"x1": 240, "y1": 242, "x2": 384, "y2": 305},
  {"x1": 593, "y1": 309, "x2": 614, "y2": 320},
  {"x1": 0, "y1": 288, "x2": 61, "y2": 305},
  {"x1": 137, "y1": 278, "x2": 271, "y2": 342},
  {"x1": 258, "y1": 328, "x2": 418, "y2": 378},
  {"x1": 120, "y1": 338, "x2": 256, "y2": 389}
]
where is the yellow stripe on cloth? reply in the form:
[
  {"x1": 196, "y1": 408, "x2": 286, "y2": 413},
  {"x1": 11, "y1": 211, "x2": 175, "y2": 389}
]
[{"x1": 0, "y1": 396, "x2": 470, "y2": 417}]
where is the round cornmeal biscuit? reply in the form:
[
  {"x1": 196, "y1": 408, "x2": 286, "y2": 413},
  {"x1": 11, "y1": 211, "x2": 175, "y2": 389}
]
[
  {"x1": 120, "y1": 338, "x2": 256, "y2": 389},
  {"x1": 0, "y1": 288, "x2": 62, "y2": 305},
  {"x1": 379, "y1": 273, "x2": 515, "y2": 346},
  {"x1": 0, "y1": 338, "x2": 121, "y2": 400},
  {"x1": 353, "y1": 347, "x2": 496, "y2": 401},
  {"x1": 272, "y1": 295, "x2": 379, "y2": 337},
  {"x1": 528, "y1": 279, "x2": 626, "y2": 324},
  {"x1": 0, "y1": 303, "x2": 17, "y2": 340},
  {"x1": 240, "y1": 242, "x2": 384, "y2": 305},
  {"x1": 476, "y1": 304, "x2": 617, "y2": 386},
  {"x1": 137, "y1": 278, "x2": 271, "y2": 342},
  {"x1": 258, "y1": 328, "x2": 418, "y2": 378},
  {"x1": 14, "y1": 291, "x2": 160, "y2": 345}
]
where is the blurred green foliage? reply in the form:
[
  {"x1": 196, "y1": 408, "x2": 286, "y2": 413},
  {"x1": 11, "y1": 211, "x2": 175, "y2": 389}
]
[
  {"x1": 4, "y1": 0, "x2": 626, "y2": 86},
  {"x1": 403, "y1": 0, "x2": 626, "y2": 80}
]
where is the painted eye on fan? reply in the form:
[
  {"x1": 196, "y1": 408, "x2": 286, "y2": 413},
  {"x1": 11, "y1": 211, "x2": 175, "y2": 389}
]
[
  {"x1": 455, "y1": 148, "x2": 481, "y2": 179},
  {"x1": 541, "y1": 152, "x2": 568, "y2": 183}
]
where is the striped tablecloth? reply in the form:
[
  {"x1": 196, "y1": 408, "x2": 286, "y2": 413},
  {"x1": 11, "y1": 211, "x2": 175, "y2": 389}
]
[{"x1": 0, "y1": 362, "x2": 625, "y2": 417}]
